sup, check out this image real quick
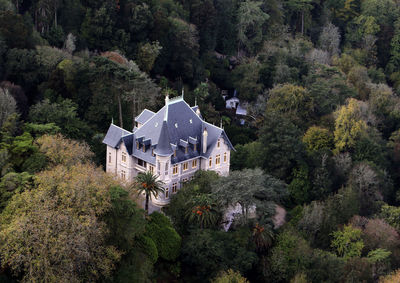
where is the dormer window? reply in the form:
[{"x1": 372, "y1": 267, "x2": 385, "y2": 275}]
[
  {"x1": 185, "y1": 147, "x2": 188, "y2": 154},
  {"x1": 136, "y1": 142, "x2": 139, "y2": 150},
  {"x1": 217, "y1": 139, "x2": 220, "y2": 148},
  {"x1": 174, "y1": 149, "x2": 176, "y2": 157},
  {"x1": 152, "y1": 148, "x2": 155, "y2": 157},
  {"x1": 194, "y1": 144, "x2": 197, "y2": 151},
  {"x1": 142, "y1": 145, "x2": 146, "y2": 152}
]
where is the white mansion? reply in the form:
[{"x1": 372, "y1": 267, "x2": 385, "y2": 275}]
[{"x1": 103, "y1": 95, "x2": 234, "y2": 206}]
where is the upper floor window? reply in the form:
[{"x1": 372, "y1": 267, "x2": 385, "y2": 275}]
[
  {"x1": 194, "y1": 144, "x2": 197, "y2": 151},
  {"x1": 183, "y1": 162, "x2": 188, "y2": 171},
  {"x1": 138, "y1": 159, "x2": 146, "y2": 168},
  {"x1": 192, "y1": 159, "x2": 197, "y2": 168},
  {"x1": 224, "y1": 152, "x2": 227, "y2": 163},
  {"x1": 209, "y1": 157, "x2": 212, "y2": 168},
  {"x1": 217, "y1": 139, "x2": 220, "y2": 148},
  {"x1": 185, "y1": 147, "x2": 188, "y2": 154},
  {"x1": 136, "y1": 142, "x2": 139, "y2": 150},
  {"x1": 152, "y1": 149, "x2": 155, "y2": 157},
  {"x1": 174, "y1": 149, "x2": 177, "y2": 157},
  {"x1": 149, "y1": 165, "x2": 154, "y2": 174},
  {"x1": 165, "y1": 187, "x2": 169, "y2": 199},
  {"x1": 173, "y1": 164, "x2": 178, "y2": 175},
  {"x1": 142, "y1": 145, "x2": 146, "y2": 152},
  {"x1": 157, "y1": 161, "x2": 161, "y2": 175},
  {"x1": 108, "y1": 152, "x2": 112, "y2": 163},
  {"x1": 121, "y1": 170, "x2": 126, "y2": 180},
  {"x1": 122, "y1": 152, "x2": 127, "y2": 163},
  {"x1": 172, "y1": 183, "x2": 178, "y2": 193},
  {"x1": 165, "y1": 162, "x2": 169, "y2": 175},
  {"x1": 216, "y1": 154, "x2": 221, "y2": 165}
]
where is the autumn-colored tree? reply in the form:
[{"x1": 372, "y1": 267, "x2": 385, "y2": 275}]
[
  {"x1": 36, "y1": 134, "x2": 93, "y2": 167},
  {"x1": 303, "y1": 126, "x2": 333, "y2": 152},
  {"x1": 334, "y1": 98, "x2": 368, "y2": 153},
  {"x1": 0, "y1": 163, "x2": 120, "y2": 282}
]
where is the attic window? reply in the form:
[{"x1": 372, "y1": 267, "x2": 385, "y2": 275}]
[
  {"x1": 194, "y1": 144, "x2": 197, "y2": 151},
  {"x1": 174, "y1": 149, "x2": 176, "y2": 157},
  {"x1": 175, "y1": 123, "x2": 178, "y2": 128},
  {"x1": 189, "y1": 119, "x2": 192, "y2": 124},
  {"x1": 136, "y1": 142, "x2": 139, "y2": 150},
  {"x1": 142, "y1": 145, "x2": 146, "y2": 152},
  {"x1": 185, "y1": 147, "x2": 188, "y2": 154}
]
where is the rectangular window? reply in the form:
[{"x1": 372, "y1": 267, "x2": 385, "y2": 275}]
[
  {"x1": 142, "y1": 145, "x2": 146, "y2": 152},
  {"x1": 192, "y1": 159, "x2": 197, "y2": 168},
  {"x1": 173, "y1": 164, "x2": 178, "y2": 175},
  {"x1": 108, "y1": 152, "x2": 112, "y2": 163},
  {"x1": 149, "y1": 165, "x2": 154, "y2": 174},
  {"x1": 122, "y1": 152, "x2": 127, "y2": 163},
  {"x1": 138, "y1": 159, "x2": 146, "y2": 168},
  {"x1": 224, "y1": 152, "x2": 227, "y2": 163},
  {"x1": 121, "y1": 170, "x2": 126, "y2": 180},
  {"x1": 194, "y1": 144, "x2": 197, "y2": 151},
  {"x1": 165, "y1": 162, "x2": 169, "y2": 176},
  {"x1": 172, "y1": 183, "x2": 177, "y2": 193},
  {"x1": 174, "y1": 149, "x2": 176, "y2": 157},
  {"x1": 209, "y1": 157, "x2": 212, "y2": 168},
  {"x1": 217, "y1": 139, "x2": 220, "y2": 148},
  {"x1": 136, "y1": 142, "x2": 139, "y2": 150},
  {"x1": 165, "y1": 187, "x2": 169, "y2": 199},
  {"x1": 183, "y1": 162, "x2": 188, "y2": 171},
  {"x1": 216, "y1": 154, "x2": 221, "y2": 165},
  {"x1": 157, "y1": 161, "x2": 161, "y2": 175},
  {"x1": 185, "y1": 147, "x2": 188, "y2": 154}
]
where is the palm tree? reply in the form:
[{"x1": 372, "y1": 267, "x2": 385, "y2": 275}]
[
  {"x1": 132, "y1": 171, "x2": 164, "y2": 215},
  {"x1": 185, "y1": 194, "x2": 220, "y2": 229}
]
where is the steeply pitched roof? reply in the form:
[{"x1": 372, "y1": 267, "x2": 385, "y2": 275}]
[
  {"x1": 103, "y1": 124, "x2": 131, "y2": 148},
  {"x1": 135, "y1": 109, "x2": 155, "y2": 124},
  {"x1": 154, "y1": 121, "x2": 173, "y2": 156},
  {"x1": 105, "y1": 96, "x2": 234, "y2": 164}
]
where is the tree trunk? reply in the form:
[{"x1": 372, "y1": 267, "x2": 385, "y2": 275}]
[
  {"x1": 145, "y1": 193, "x2": 149, "y2": 215},
  {"x1": 117, "y1": 94, "x2": 123, "y2": 128},
  {"x1": 54, "y1": 0, "x2": 57, "y2": 27}
]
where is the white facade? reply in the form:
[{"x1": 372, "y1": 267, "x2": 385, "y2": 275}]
[{"x1": 106, "y1": 134, "x2": 231, "y2": 207}]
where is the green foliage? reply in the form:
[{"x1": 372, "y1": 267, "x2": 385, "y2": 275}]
[
  {"x1": 260, "y1": 111, "x2": 305, "y2": 180},
  {"x1": 267, "y1": 84, "x2": 314, "y2": 127},
  {"x1": 0, "y1": 171, "x2": 33, "y2": 211},
  {"x1": 268, "y1": 229, "x2": 312, "y2": 282},
  {"x1": 331, "y1": 224, "x2": 364, "y2": 259},
  {"x1": 289, "y1": 165, "x2": 312, "y2": 205},
  {"x1": 181, "y1": 228, "x2": 257, "y2": 280},
  {"x1": 212, "y1": 269, "x2": 249, "y2": 283},
  {"x1": 380, "y1": 205, "x2": 400, "y2": 230},
  {"x1": 28, "y1": 99, "x2": 91, "y2": 140},
  {"x1": 303, "y1": 126, "x2": 333, "y2": 152},
  {"x1": 105, "y1": 186, "x2": 146, "y2": 251},
  {"x1": 146, "y1": 212, "x2": 181, "y2": 262}
]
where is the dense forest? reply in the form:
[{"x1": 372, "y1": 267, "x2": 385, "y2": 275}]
[{"x1": 3, "y1": 0, "x2": 400, "y2": 282}]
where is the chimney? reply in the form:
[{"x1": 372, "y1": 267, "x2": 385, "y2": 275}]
[{"x1": 202, "y1": 128, "x2": 208, "y2": 153}]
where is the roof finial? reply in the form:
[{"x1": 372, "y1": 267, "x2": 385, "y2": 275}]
[
  {"x1": 165, "y1": 93, "x2": 169, "y2": 106},
  {"x1": 220, "y1": 118, "x2": 223, "y2": 129},
  {"x1": 195, "y1": 96, "x2": 197, "y2": 106},
  {"x1": 111, "y1": 117, "x2": 114, "y2": 124},
  {"x1": 182, "y1": 88, "x2": 184, "y2": 99}
]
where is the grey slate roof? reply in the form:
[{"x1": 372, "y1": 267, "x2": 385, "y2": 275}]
[
  {"x1": 154, "y1": 121, "x2": 173, "y2": 156},
  {"x1": 104, "y1": 97, "x2": 234, "y2": 165},
  {"x1": 103, "y1": 124, "x2": 131, "y2": 148},
  {"x1": 135, "y1": 109, "x2": 155, "y2": 124}
]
